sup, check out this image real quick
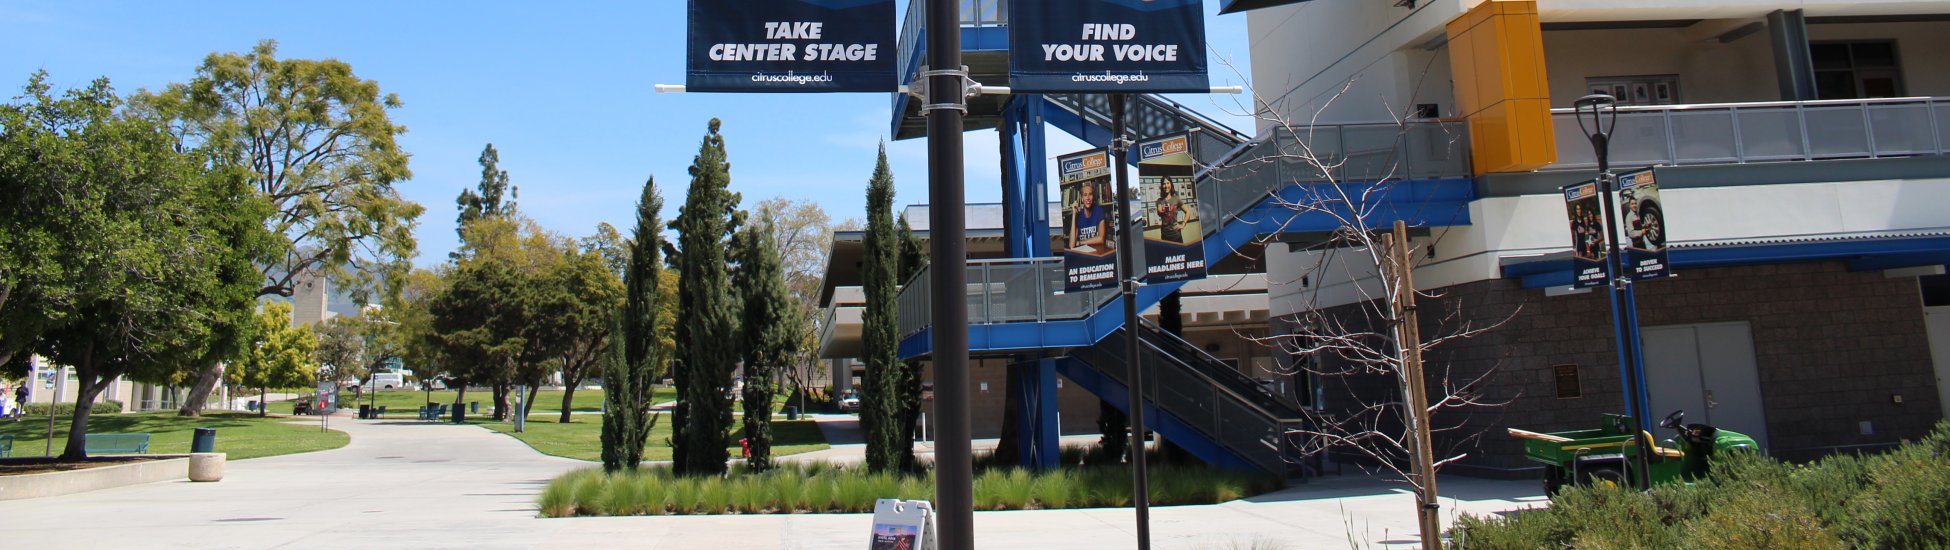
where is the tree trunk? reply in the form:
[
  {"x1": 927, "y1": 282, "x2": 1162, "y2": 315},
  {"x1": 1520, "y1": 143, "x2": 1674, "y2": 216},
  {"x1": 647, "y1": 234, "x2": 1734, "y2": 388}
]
[
  {"x1": 523, "y1": 384, "x2": 540, "y2": 420},
  {"x1": 61, "y1": 376, "x2": 109, "y2": 461},
  {"x1": 177, "y1": 362, "x2": 224, "y2": 416},
  {"x1": 491, "y1": 383, "x2": 509, "y2": 421},
  {"x1": 559, "y1": 385, "x2": 577, "y2": 424},
  {"x1": 260, "y1": 385, "x2": 269, "y2": 417}
]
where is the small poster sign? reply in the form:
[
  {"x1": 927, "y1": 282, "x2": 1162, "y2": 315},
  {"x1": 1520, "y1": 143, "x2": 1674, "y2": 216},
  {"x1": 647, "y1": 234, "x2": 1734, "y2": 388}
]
[
  {"x1": 870, "y1": 498, "x2": 935, "y2": 550},
  {"x1": 1617, "y1": 168, "x2": 1669, "y2": 282},
  {"x1": 1563, "y1": 181, "x2": 1609, "y2": 289}
]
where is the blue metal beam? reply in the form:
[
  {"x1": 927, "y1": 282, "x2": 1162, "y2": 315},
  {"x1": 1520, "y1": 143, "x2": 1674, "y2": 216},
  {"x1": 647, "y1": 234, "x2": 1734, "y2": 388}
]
[
  {"x1": 1014, "y1": 359, "x2": 1061, "y2": 470},
  {"x1": 1505, "y1": 235, "x2": 1950, "y2": 288}
]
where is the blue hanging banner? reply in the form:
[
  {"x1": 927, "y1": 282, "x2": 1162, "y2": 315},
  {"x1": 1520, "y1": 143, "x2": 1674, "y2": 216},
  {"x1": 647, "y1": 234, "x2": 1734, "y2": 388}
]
[
  {"x1": 686, "y1": 0, "x2": 897, "y2": 93},
  {"x1": 1139, "y1": 133, "x2": 1207, "y2": 284},
  {"x1": 1060, "y1": 148, "x2": 1119, "y2": 293},
  {"x1": 1563, "y1": 180, "x2": 1609, "y2": 289},
  {"x1": 1009, "y1": 0, "x2": 1210, "y2": 93},
  {"x1": 1617, "y1": 168, "x2": 1670, "y2": 282}
]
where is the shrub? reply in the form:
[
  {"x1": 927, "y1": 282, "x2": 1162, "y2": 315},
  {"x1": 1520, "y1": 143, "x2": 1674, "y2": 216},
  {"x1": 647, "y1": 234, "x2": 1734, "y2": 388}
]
[
  {"x1": 23, "y1": 400, "x2": 125, "y2": 415},
  {"x1": 1454, "y1": 421, "x2": 1950, "y2": 549}
]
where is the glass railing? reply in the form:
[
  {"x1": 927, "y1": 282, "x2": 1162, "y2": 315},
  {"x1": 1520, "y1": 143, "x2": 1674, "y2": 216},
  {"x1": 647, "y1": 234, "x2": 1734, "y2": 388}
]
[
  {"x1": 1547, "y1": 97, "x2": 1950, "y2": 170},
  {"x1": 897, "y1": 257, "x2": 1121, "y2": 339},
  {"x1": 1197, "y1": 121, "x2": 1473, "y2": 232},
  {"x1": 897, "y1": 0, "x2": 1009, "y2": 84}
]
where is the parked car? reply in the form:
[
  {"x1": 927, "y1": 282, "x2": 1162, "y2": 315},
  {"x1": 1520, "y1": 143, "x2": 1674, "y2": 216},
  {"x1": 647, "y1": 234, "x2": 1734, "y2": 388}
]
[
  {"x1": 839, "y1": 391, "x2": 860, "y2": 413},
  {"x1": 369, "y1": 372, "x2": 405, "y2": 390}
]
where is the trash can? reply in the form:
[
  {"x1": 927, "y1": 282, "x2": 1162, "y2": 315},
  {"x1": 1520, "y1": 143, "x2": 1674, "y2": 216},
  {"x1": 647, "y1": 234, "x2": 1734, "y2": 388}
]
[
  {"x1": 358, "y1": 404, "x2": 372, "y2": 419},
  {"x1": 470, "y1": 402, "x2": 479, "y2": 414},
  {"x1": 785, "y1": 406, "x2": 799, "y2": 421},
  {"x1": 452, "y1": 407, "x2": 465, "y2": 423},
  {"x1": 191, "y1": 428, "x2": 217, "y2": 453}
]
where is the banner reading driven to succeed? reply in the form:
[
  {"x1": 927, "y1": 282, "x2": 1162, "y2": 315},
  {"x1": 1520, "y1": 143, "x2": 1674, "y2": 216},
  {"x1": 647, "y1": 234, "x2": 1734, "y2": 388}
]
[
  {"x1": 1617, "y1": 168, "x2": 1669, "y2": 282},
  {"x1": 1060, "y1": 148, "x2": 1117, "y2": 292},
  {"x1": 686, "y1": 0, "x2": 896, "y2": 92},
  {"x1": 1139, "y1": 133, "x2": 1206, "y2": 284},
  {"x1": 1563, "y1": 180, "x2": 1609, "y2": 289},
  {"x1": 1009, "y1": 0, "x2": 1209, "y2": 93}
]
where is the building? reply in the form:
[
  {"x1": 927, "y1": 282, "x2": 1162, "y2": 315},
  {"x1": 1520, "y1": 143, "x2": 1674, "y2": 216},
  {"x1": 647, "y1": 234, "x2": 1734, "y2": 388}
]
[
  {"x1": 1237, "y1": 0, "x2": 1950, "y2": 474},
  {"x1": 850, "y1": 0, "x2": 1950, "y2": 480}
]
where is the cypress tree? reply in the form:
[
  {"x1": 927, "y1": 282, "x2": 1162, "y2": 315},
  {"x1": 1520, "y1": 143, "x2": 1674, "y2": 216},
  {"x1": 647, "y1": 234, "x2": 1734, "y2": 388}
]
[
  {"x1": 604, "y1": 176, "x2": 666, "y2": 471},
  {"x1": 670, "y1": 119, "x2": 742, "y2": 476},
  {"x1": 861, "y1": 144, "x2": 903, "y2": 472},
  {"x1": 894, "y1": 216, "x2": 928, "y2": 471},
  {"x1": 734, "y1": 222, "x2": 796, "y2": 471}
]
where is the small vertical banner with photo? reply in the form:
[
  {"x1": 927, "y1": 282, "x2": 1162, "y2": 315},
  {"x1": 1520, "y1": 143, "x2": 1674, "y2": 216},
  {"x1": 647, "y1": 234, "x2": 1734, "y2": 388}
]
[
  {"x1": 870, "y1": 499, "x2": 935, "y2": 550},
  {"x1": 1138, "y1": 133, "x2": 1207, "y2": 284},
  {"x1": 1616, "y1": 168, "x2": 1669, "y2": 281},
  {"x1": 1563, "y1": 180, "x2": 1609, "y2": 289},
  {"x1": 1060, "y1": 147, "x2": 1118, "y2": 292}
]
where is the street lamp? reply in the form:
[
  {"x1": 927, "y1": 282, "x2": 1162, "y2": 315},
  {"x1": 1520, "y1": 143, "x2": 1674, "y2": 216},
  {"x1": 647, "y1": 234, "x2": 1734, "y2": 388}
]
[{"x1": 1574, "y1": 94, "x2": 1655, "y2": 491}]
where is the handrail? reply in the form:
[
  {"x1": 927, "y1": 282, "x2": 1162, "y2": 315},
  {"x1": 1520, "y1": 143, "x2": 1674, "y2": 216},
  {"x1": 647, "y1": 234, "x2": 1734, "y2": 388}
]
[
  {"x1": 1546, "y1": 95, "x2": 1946, "y2": 114},
  {"x1": 1131, "y1": 321, "x2": 1301, "y2": 419},
  {"x1": 1544, "y1": 96, "x2": 1949, "y2": 171}
]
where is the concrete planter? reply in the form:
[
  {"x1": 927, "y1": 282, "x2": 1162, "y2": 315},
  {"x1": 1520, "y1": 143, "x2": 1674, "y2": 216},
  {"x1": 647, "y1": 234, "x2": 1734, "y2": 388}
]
[
  {"x1": 0, "y1": 456, "x2": 189, "y2": 500},
  {"x1": 188, "y1": 452, "x2": 225, "y2": 482}
]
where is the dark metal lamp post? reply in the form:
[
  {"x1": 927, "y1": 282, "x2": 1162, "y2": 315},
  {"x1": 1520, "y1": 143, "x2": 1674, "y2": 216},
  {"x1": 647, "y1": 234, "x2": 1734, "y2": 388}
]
[{"x1": 1574, "y1": 93, "x2": 1655, "y2": 491}]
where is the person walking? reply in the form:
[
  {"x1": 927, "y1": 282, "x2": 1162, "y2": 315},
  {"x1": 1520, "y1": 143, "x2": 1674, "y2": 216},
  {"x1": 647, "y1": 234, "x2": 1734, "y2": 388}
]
[{"x1": 13, "y1": 384, "x2": 26, "y2": 421}]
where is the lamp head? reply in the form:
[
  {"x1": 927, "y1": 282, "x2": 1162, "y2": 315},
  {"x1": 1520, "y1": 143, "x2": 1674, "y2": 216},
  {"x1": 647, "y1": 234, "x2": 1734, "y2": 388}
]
[{"x1": 1573, "y1": 94, "x2": 1620, "y2": 141}]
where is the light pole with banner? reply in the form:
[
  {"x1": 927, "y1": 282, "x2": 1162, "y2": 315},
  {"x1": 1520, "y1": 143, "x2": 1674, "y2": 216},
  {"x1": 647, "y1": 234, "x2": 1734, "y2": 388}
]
[{"x1": 1571, "y1": 93, "x2": 1656, "y2": 490}]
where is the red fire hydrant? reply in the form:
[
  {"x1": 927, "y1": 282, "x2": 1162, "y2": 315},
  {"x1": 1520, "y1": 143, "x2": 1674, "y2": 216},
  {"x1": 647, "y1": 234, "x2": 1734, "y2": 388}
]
[{"x1": 739, "y1": 437, "x2": 750, "y2": 458}]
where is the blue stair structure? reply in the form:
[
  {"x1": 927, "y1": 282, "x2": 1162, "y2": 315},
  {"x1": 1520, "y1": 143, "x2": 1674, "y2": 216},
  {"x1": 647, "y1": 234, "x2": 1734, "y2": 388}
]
[{"x1": 887, "y1": 1, "x2": 1476, "y2": 478}]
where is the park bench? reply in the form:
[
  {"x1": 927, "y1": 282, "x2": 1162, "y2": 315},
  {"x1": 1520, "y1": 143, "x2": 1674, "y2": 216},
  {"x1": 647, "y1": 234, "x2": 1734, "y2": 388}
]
[
  {"x1": 83, "y1": 433, "x2": 150, "y2": 454},
  {"x1": 0, "y1": 434, "x2": 12, "y2": 457}
]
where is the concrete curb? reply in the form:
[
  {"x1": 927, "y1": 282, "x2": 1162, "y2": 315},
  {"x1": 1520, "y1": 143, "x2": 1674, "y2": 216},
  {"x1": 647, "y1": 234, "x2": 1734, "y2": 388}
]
[{"x1": 0, "y1": 456, "x2": 190, "y2": 500}]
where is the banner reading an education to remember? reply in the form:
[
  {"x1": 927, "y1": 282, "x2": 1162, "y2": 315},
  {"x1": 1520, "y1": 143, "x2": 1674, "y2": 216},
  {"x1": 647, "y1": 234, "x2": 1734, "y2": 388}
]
[
  {"x1": 1139, "y1": 133, "x2": 1206, "y2": 284},
  {"x1": 1008, "y1": 0, "x2": 1209, "y2": 93},
  {"x1": 1060, "y1": 148, "x2": 1117, "y2": 292},
  {"x1": 686, "y1": 0, "x2": 896, "y2": 92},
  {"x1": 1563, "y1": 180, "x2": 1609, "y2": 289},
  {"x1": 1617, "y1": 168, "x2": 1669, "y2": 282}
]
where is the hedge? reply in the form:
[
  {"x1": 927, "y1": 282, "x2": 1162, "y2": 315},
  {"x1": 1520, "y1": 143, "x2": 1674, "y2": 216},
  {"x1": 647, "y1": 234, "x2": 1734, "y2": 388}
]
[{"x1": 21, "y1": 400, "x2": 126, "y2": 416}]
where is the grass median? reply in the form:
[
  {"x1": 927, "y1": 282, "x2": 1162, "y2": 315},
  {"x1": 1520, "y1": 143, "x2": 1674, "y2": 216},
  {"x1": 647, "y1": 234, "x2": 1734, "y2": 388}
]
[{"x1": 0, "y1": 411, "x2": 349, "y2": 464}]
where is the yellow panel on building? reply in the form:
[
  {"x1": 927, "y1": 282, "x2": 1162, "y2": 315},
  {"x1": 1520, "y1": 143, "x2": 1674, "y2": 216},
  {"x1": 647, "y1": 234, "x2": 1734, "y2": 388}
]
[{"x1": 1447, "y1": 0, "x2": 1555, "y2": 174}]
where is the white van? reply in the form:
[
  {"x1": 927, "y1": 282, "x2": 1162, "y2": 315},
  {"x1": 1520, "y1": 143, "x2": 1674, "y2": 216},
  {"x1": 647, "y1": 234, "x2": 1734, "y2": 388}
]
[{"x1": 369, "y1": 372, "x2": 406, "y2": 390}]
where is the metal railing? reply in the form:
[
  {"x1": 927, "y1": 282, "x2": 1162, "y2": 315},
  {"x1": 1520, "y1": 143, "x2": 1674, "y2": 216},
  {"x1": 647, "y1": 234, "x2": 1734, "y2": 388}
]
[
  {"x1": 1547, "y1": 97, "x2": 1950, "y2": 170},
  {"x1": 896, "y1": 0, "x2": 1009, "y2": 88},
  {"x1": 1070, "y1": 323, "x2": 1306, "y2": 475},
  {"x1": 898, "y1": 257, "x2": 1120, "y2": 339}
]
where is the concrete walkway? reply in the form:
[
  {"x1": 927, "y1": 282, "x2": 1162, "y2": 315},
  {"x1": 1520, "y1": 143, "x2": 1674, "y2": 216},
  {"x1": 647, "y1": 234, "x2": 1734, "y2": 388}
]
[{"x1": 0, "y1": 413, "x2": 1546, "y2": 549}]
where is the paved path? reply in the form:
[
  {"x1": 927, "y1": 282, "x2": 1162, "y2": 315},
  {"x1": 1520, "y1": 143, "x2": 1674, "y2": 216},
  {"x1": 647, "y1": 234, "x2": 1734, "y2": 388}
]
[{"x1": 0, "y1": 414, "x2": 1547, "y2": 549}]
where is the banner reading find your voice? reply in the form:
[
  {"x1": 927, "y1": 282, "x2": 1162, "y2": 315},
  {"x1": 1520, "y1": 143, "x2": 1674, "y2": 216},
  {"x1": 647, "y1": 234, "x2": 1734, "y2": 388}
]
[{"x1": 1009, "y1": 0, "x2": 1209, "y2": 93}]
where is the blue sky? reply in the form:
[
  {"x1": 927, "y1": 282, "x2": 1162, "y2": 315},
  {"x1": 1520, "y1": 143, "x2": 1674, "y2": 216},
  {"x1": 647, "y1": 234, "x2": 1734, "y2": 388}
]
[{"x1": 0, "y1": 1, "x2": 1254, "y2": 266}]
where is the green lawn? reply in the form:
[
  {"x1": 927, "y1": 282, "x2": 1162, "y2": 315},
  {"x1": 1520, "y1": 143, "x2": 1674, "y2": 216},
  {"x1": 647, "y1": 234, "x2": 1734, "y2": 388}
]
[
  {"x1": 475, "y1": 414, "x2": 829, "y2": 462},
  {"x1": 0, "y1": 411, "x2": 349, "y2": 460}
]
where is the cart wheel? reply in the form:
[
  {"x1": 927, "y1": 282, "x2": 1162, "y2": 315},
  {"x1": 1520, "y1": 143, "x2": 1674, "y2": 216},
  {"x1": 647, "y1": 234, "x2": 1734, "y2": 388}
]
[
  {"x1": 1543, "y1": 466, "x2": 1567, "y2": 497},
  {"x1": 1581, "y1": 464, "x2": 1626, "y2": 488}
]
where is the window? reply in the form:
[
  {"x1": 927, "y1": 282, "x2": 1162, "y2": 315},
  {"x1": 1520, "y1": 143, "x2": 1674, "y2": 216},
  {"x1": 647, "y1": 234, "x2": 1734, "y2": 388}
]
[
  {"x1": 1922, "y1": 273, "x2": 1950, "y2": 307},
  {"x1": 1587, "y1": 75, "x2": 1680, "y2": 106},
  {"x1": 1812, "y1": 41, "x2": 1905, "y2": 100}
]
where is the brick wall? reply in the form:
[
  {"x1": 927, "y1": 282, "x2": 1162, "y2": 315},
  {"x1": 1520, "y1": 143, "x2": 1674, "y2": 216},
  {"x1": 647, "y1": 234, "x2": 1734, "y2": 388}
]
[{"x1": 1285, "y1": 261, "x2": 1944, "y2": 477}]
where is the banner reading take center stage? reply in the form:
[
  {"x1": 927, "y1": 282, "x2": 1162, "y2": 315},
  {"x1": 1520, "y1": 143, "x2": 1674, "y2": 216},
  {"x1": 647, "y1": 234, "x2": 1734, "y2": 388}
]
[
  {"x1": 1060, "y1": 148, "x2": 1117, "y2": 293},
  {"x1": 1008, "y1": 0, "x2": 1210, "y2": 93},
  {"x1": 686, "y1": 0, "x2": 896, "y2": 93},
  {"x1": 1139, "y1": 133, "x2": 1206, "y2": 284}
]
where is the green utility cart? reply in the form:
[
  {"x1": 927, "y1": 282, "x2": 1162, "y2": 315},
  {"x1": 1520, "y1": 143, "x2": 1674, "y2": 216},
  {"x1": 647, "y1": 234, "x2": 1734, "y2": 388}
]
[{"x1": 1509, "y1": 410, "x2": 1758, "y2": 495}]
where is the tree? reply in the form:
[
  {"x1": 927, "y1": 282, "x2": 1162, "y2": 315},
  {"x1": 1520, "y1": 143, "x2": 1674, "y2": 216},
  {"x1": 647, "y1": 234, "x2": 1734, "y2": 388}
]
[
  {"x1": 893, "y1": 216, "x2": 928, "y2": 471},
  {"x1": 668, "y1": 119, "x2": 742, "y2": 476},
  {"x1": 535, "y1": 247, "x2": 624, "y2": 423},
  {"x1": 734, "y1": 221, "x2": 798, "y2": 471},
  {"x1": 455, "y1": 143, "x2": 517, "y2": 239},
  {"x1": 137, "y1": 40, "x2": 425, "y2": 415},
  {"x1": 860, "y1": 144, "x2": 906, "y2": 472},
  {"x1": 386, "y1": 268, "x2": 452, "y2": 402},
  {"x1": 605, "y1": 177, "x2": 670, "y2": 471},
  {"x1": 1243, "y1": 81, "x2": 1507, "y2": 549},
  {"x1": 313, "y1": 317, "x2": 370, "y2": 388},
  {"x1": 230, "y1": 302, "x2": 317, "y2": 416},
  {"x1": 0, "y1": 74, "x2": 270, "y2": 459},
  {"x1": 750, "y1": 198, "x2": 833, "y2": 398},
  {"x1": 428, "y1": 259, "x2": 530, "y2": 420}
]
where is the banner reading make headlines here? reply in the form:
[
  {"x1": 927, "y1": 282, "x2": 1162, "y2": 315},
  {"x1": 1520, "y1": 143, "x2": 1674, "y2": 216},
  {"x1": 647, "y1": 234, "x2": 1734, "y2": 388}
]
[
  {"x1": 686, "y1": 0, "x2": 896, "y2": 92},
  {"x1": 1009, "y1": 0, "x2": 1209, "y2": 92},
  {"x1": 1060, "y1": 148, "x2": 1117, "y2": 293},
  {"x1": 1563, "y1": 180, "x2": 1609, "y2": 289},
  {"x1": 1139, "y1": 133, "x2": 1206, "y2": 284},
  {"x1": 1617, "y1": 168, "x2": 1670, "y2": 282}
]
